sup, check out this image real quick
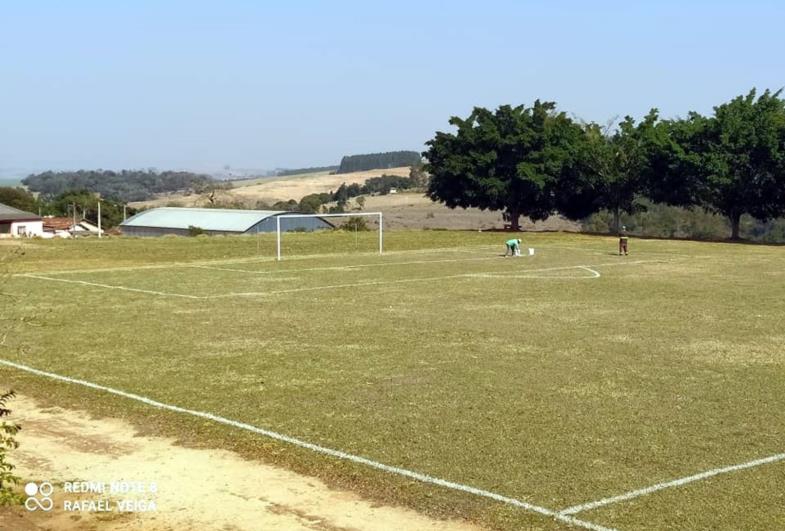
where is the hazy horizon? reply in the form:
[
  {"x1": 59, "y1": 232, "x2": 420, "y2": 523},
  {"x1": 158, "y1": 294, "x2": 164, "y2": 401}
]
[{"x1": 2, "y1": 1, "x2": 783, "y2": 175}]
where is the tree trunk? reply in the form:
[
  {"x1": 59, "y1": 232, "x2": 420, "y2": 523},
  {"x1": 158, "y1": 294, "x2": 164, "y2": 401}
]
[
  {"x1": 505, "y1": 207, "x2": 521, "y2": 231},
  {"x1": 729, "y1": 212, "x2": 741, "y2": 240},
  {"x1": 612, "y1": 206, "x2": 621, "y2": 234}
]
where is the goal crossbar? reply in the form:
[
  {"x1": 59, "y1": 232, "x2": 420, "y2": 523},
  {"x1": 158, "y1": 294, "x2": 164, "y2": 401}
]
[{"x1": 275, "y1": 212, "x2": 383, "y2": 260}]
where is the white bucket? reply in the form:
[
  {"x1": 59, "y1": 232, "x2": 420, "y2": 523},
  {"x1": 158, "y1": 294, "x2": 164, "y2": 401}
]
[{"x1": 528, "y1": 248, "x2": 535, "y2": 256}]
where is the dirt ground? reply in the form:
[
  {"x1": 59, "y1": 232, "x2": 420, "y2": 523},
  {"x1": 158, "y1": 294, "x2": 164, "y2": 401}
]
[{"x1": 0, "y1": 394, "x2": 481, "y2": 531}]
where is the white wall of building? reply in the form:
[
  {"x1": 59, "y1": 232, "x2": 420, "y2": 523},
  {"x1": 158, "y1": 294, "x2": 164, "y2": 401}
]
[{"x1": 7, "y1": 220, "x2": 44, "y2": 237}]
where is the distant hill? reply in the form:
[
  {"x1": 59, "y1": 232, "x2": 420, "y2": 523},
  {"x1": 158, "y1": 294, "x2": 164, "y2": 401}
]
[
  {"x1": 337, "y1": 151, "x2": 421, "y2": 174},
  {"x1": 23, "y1": 170, "x2": 215, "y2": 202}
]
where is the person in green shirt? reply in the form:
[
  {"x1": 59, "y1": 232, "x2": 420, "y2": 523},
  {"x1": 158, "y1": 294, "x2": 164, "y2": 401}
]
[
  {"x1": 619, "y1": 225, "x2": 629, "y2": 256},
  {"x1": 504, "y1": 238, "x2": 522, "y2": 257}
]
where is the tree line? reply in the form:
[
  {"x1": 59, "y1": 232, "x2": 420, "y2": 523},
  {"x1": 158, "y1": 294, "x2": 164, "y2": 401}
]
[
  {"x1": 275, "y1": 165, "x2": 339, "y2": 177},
  {"x1": 22, "y1": 170, "x2": 215, "y2": 203},
  {"x1": 424, "y1": 89, "x2": 785, "y2": 239},
  {"x1": 337, "y1": 151, "x2": 422, "y2": 174},
  {"x1": 0, "y1": 187, "x2": 135, "y2": 229}
]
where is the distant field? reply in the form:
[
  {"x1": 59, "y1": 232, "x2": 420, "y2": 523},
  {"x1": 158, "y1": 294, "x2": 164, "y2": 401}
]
[
  {"x1": 227, "y1": 170, "x2": 334, "y2": 188},
  {"x1": 131, "y1": 167, "x2": 411, "y2": 208},
  {"x1": 2, "y1": 232, "x2": 784, "y2": 530},
  {"x1": 340, "y1": 192, "x2": 579, "y2": 231}
]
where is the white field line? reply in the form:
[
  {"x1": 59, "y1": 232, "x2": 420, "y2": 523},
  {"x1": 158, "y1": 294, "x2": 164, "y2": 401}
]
[
  {"x1": 12, "y1": 256, "x2": 496, "y2": 277},
  {"x1": 207, "y1": 273, "x2": 470, "y2": 298},
  {"x1": 12, "y1": 242, "x2": 628, "y2": 278},
  {"x1": 9, "y1": 245, "x2": 502, "y2": 277},
  {"x1": 206, "y1": 261, "x2": 665, "y2": 298},
  {"x1": 20, "y1": 260, "x2": 670, "y2": 300},
  {"x1": 579, "y1": 266, "x2": 602, "y2": 278},
  {"x1": 559, "y1": 452, "x2": 785, "y2": 516},
  {"x1": 0, "y1": 358, "x2": 612, "y2": 531},
  {"x1": 12, "y1": 242, "x2": 620, "y2": 278},
  {"x1": 466, "y1": 265, "x2": 602, "y2": 280},
  {"x1": 190, "y1": 254, "x2": 502, "y2": 275},
  {"x1": 19, "y1": 274, "x2": 203, "y2": 299}
]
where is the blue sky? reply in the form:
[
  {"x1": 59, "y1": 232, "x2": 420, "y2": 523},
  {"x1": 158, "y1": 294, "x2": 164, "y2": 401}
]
[{"x1": 2, "y1": 1, "x2": 783, "y2": 172}]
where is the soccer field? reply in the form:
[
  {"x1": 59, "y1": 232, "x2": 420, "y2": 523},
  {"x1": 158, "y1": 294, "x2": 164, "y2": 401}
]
[{"x1": 2, "y1": 231, "x2": 784, "y2": 530}]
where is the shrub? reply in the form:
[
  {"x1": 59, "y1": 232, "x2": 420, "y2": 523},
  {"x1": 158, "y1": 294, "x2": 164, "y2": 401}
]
[
  {"x1": 0, "y1": 390, "x2": 22, "y2": 506},
  {"x1": 187, "y1": 225, "x2": 206, "y2": 236},
  {"x1": 339, "y1": 216, "x2": 370, "y2": 232}
]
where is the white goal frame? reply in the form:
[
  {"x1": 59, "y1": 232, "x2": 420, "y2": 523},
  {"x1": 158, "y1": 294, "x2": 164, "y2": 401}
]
[{"x1": 275, "y1": 212, "x2": 383, "y2": 261}]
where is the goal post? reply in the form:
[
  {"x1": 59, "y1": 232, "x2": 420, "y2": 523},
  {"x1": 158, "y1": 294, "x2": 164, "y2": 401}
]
[{"x1": 275, "y1": 212, "x2": 383, "y2": 260}]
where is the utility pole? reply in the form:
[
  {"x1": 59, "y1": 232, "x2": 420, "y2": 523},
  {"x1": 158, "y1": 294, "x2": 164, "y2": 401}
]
[
  {"x1": 123, "y1": 204, "x2": 127, "y2": 221},
  {"x1": 97, "y1": 200, "x2": 102, "y2": 238}
]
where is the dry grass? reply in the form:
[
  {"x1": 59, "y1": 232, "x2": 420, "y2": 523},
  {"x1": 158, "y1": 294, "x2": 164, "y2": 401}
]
[
  {"x1": 344, "y1": 192, "x2": 579, "y2": 231},
  {"x1": 131, "y1": 167, "x2": 412, "y2": 208},
  {"x1": 2, "y1": 232, "x2": 784, "y2": 530}
]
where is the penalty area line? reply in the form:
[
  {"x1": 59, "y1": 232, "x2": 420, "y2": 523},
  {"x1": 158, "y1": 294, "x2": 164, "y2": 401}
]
[
  {"x1": 467, "y1": 265, "x2": 602, "y2": 280},
  {"x1": 20, "y1": 259, "x2": 674, "y2": 300},
  {"x1": 19, "y1": 274, "x2": 203, "y2": 299},
  {"x1": 559, "y1": 452, "x2": 785, "y2": 516},
  {"x1": 0, "y1": 358, "x2": 613, "y2": 531},
  {"x1": 190, "y1": 254, "x2": 503, "y2": 275}
]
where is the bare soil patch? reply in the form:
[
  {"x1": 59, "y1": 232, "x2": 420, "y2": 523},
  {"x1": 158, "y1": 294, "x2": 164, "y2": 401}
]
[{"x1": 0, "y1": 394, "x2": 481, "y2": 531}]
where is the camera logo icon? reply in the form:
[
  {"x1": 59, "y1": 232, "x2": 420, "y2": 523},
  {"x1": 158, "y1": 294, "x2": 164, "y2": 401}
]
[{"x1": 24, "y1": 482, "x2": 54, "y2": 512}]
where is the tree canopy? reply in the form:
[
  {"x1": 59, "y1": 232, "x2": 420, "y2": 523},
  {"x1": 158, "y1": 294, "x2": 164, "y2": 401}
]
[
  {"x1": 556, "y1": 113, "x2": 659, "y2": 228},
  {"x1": 671, "y1": 89, "x2": 785, "y2": 239},
  {"x1": 0, "y1": 187, "x2": 38, "y2": 213},
  {"x1": 23, "y1": 170, "x2": 214, "y2": 203},
  {"x1": 424, "y1": 102, "x2": 586, "y2": 230},
  {"x1": 337, "y1": 151, "x2": 421, "y2": 174},
  {"x1": 424, "y1": 89, "x2": 785, "y2": 239}
]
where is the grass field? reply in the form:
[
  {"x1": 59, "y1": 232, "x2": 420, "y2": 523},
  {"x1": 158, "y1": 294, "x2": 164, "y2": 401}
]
[{"x1": 2, "y1": 232, "x2": 784, "y2": 530}]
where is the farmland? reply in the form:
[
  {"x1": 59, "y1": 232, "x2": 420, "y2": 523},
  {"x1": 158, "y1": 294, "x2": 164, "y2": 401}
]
[{"x1": 131, "y1": 167, "x2": 413, "y2": 209}]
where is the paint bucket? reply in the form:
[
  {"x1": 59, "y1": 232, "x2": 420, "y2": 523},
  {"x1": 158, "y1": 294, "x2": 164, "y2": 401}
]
[{"x1": 528, "y1": 248, "x2": 535, "y2": 256}]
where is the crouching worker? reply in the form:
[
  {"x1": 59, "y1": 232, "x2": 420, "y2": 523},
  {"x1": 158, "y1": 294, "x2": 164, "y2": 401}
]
[{"x1": 505, "y1": 238, "x2": 522, "y2": 257}]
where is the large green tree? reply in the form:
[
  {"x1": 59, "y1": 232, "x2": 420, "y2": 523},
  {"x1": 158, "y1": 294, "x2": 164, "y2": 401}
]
[
  {"x1": 556, "y1": 113, "x2": 659, "y2": 229},
  {"x1": 659, "y1": 89, "x2": 785, "y2": 239},
  {"x1": 47, "y1": 190, "x2": 132, "y2": 229},
  {"x1": 0, "y1": 187, "x2": 38, "y2": 213},
  {"x1": 424, "y1": 102, "x2": 585, "y2": 230}
]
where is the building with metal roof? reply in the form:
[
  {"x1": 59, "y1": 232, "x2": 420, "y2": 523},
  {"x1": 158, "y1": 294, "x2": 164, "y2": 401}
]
[
  {"x1": 120, "y1": 207, "x2": 332, "y2": 237},
  {"x1": 0, "y1": 202, "x2": 43, "y2": 237}
]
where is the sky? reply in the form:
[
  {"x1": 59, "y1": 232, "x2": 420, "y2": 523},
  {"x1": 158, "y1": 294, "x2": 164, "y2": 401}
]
[{"x1": 2, "y1": 1, "x2": 784, "y2": 173}]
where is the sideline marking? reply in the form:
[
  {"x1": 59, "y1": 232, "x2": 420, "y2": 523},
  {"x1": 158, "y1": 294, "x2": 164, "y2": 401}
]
[
  {"x1": 559, "y1": 452, "x2": 785, "y2": 516},
  {"x1": 0, "y1": 358, "x2": 611, "y2": 531}
]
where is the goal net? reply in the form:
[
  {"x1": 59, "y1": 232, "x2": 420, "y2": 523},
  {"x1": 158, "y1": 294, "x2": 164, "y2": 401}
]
[{"x1": 275, "y1": 212, "x2": 383, "y2": 260}]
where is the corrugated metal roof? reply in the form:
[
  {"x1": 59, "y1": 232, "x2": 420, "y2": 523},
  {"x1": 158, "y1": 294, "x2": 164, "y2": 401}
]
[
  {"x1": 120, "y1": 207, "x2": 286, "y2": 232},
  {"x1": 0, "y1": 202, "x2": 41, "y2": 222}
]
